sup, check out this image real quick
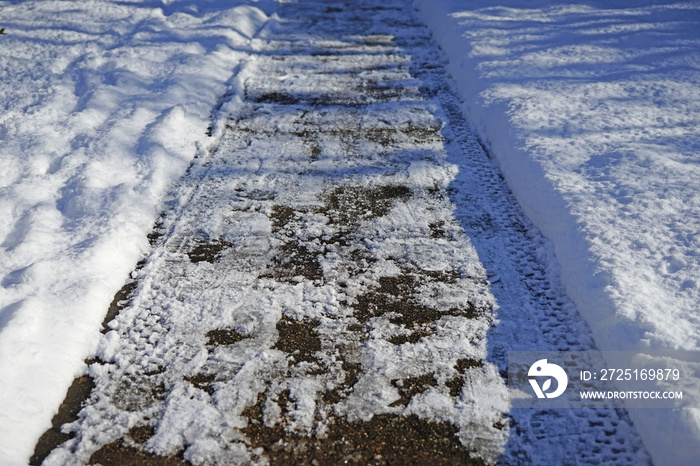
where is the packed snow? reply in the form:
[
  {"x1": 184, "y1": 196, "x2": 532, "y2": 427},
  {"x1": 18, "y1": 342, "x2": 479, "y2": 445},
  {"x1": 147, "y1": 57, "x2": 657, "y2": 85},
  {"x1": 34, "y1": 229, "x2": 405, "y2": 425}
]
[
  {"x1": 0, "y1": 0, "x2": 275, "y2": 463},
  {"x1": 415, "y1": 0, "x2": 700, "y2": 464},
  {"x1": 0, "y1": 0, "x2": 697, "y2": 464},
  {"x1": 33, "y1": 0, "x2": 648, "y2": 464}
]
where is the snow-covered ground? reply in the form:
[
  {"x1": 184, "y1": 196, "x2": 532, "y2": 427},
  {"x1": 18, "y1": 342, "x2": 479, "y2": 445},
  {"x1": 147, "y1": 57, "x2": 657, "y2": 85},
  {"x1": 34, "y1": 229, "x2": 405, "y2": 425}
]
[
  {"x1": 415, "y1": 0, "x2": 700, "y2": 463},
  {"x1": 0, "y1": 0, "x2": 698, "y2": 464},
  {"x1": 29, "y1": 0, "x2": 649, "y2": 464},
  {"x1": 0, "y1": 0, "x2": 276, "y2": 463}
]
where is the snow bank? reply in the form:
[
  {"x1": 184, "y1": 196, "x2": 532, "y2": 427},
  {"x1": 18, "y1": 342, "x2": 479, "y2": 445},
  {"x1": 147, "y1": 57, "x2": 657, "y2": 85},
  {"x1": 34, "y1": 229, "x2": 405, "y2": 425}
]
[
  {"x1": 0, "y1": 0, "x2": 275, "y2": 463},
  {"x1": 414, "y1": 0, "x2": 700, "y2": 463}
]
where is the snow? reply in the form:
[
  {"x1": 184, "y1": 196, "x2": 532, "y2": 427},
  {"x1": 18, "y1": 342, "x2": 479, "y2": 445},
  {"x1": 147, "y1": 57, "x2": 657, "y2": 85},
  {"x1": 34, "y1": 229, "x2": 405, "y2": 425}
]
[
  {"x1": 0, "y1": 0, "x2": 275, "y2": 464},
  {"x1": 0, "y1": 0, "x2": 697, "y2": 463},
  {"x1": 41, "y1": 29, "x2": 515, "y2": 460},
  {"x1": 32, "y1": 1, "x2": 649, "y2": 464},
  {"x1": 414, "y1": 0, "x2": 700, "y2": 464}
]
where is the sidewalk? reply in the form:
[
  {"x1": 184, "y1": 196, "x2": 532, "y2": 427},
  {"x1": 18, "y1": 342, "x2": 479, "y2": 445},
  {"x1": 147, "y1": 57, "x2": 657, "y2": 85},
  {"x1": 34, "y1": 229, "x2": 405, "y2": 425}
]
[{"x1": 36, "y1": 1, "x2": 647, "y2": 464}]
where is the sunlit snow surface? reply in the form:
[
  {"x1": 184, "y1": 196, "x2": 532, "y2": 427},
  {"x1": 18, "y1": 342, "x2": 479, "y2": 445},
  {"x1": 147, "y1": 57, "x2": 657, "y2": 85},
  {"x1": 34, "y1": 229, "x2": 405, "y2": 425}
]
[
  {"x1": 415, "y1": 0, "x2": 700, "y2": 464},
  {"x1": 0, "y1": 0, "x2": 275, "y2": 463},
  {"x1": 0, "y1": 0, "x2": 695, "y2": 464},
  {"x1": 40, "y1": 0, "x2": 647, "y2": 464}
]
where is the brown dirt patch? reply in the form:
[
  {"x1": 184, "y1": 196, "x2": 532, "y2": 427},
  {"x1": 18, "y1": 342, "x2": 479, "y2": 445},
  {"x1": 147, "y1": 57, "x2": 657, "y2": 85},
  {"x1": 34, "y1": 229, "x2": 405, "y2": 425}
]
[
  {"x1": 353, "y1": 275, "x2": 444, "y2": 326},
  {"x1": 184, "y1": 373, "x2": 216, "y2": 396},
  {"x1": 322, "y1": 185, "x2": 411, "y2": 226},
  {"x1": 273, "y1": 316, "x2": 322, "y2": 364},
  {"x1": 242, "y1": 390, "x2": 483, "y2": 466},
  {"x1": 260, "y1": 241, "x2": 324, "y2": 282},
  {"x1": 101, "y1": 280, "x2": 137, "y2": 333},
  {"x1": 429, "y1": 221, "x2": 447, "y2": 239},
  {"x1": 30, "y1": 375, "x2": 96, "y2": 465},
  {"x1": 88, "y1": 439, "x2": 188, "y2": 466},
  {"x1": 205, "y1": 328, "x2": 249, "y2": 346},
  {"x1": 269, "y1": 205, "x2": 296, "y2": 232},
  {"x1": 185, "y1": 238, "x2": 231, "y2": 263},
  {"x1": 447, "y1": 359, "x2": 484, "y2": 397},
  {"x1": 323, "y1": 358, "x2": 362, "y2": 404},
  {"x1": 129, "y1": 425, "x2": 156, "y2": 444},
  {"x1": 389, "y1": 374, "x2": 438, "y2": 407},
  {"x1": 388, "y1": 327, "x2": 434, "y2": 345}
]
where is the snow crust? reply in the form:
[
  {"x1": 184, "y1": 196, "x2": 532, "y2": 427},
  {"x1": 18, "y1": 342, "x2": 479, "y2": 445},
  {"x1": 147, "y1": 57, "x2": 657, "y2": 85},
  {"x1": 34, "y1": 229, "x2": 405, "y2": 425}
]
[
  {"x1": 0, "y1": 0, "x2": 695, "y2": 463},
  {"x1": 0, "y1": 1, "x2": 275, "y2": 463},
  {"x1": 43, "y1": 26, "x2": 514, "y2": 461},
  {"x1": 414, "y1": 0, "x2": 700, "y2": 463}
]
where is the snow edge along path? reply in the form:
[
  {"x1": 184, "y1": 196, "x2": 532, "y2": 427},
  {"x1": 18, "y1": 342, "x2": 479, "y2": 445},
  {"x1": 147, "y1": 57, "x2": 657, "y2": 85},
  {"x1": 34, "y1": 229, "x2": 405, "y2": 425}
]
[
  {"x1": 0, "y1": 1, "x2": 278, "y2": 464},
  {"x1": 414, "y1": 0, "x2": 700, "y2": 464}
]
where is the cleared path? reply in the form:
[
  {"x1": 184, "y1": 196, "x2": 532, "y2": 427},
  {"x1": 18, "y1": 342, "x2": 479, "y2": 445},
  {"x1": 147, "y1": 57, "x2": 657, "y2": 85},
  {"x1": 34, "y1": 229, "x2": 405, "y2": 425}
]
[{"x1": 37, "y1": 1, "x2": 649, "y2": 464}]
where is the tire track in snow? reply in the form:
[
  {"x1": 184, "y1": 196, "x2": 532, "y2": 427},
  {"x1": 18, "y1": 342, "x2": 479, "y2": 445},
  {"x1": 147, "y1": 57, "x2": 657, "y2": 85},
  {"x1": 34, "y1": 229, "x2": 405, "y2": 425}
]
[{"x1": 37, "y1": 1, "x2": 649, "y2": 464}]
